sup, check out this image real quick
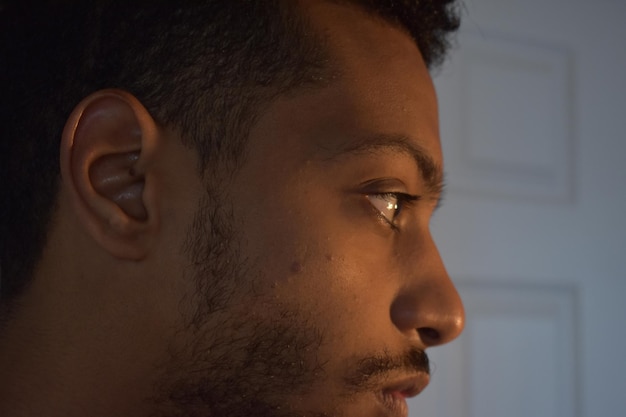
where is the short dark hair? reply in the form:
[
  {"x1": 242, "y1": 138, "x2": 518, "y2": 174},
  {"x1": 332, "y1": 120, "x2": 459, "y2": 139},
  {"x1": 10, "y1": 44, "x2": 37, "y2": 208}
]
[{"x1": 0, "y1": 0, "x2": 460, "y2": 302}]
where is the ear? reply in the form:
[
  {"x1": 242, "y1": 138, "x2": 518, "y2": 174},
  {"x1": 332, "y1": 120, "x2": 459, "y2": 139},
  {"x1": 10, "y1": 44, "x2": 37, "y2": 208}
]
[{"x1": 60, "y1": 89, "x2": 161, "y2": 260}]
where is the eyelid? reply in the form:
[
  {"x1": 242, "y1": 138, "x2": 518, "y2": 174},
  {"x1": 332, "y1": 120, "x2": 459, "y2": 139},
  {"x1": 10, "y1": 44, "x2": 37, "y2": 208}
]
[{"x1": 359, "y1": 177, "x2": 408, "y2": 192}]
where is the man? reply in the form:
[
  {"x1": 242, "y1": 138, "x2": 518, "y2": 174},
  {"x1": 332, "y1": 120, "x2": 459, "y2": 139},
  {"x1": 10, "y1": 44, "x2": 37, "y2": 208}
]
[{"x1": 0, "y1": 1, "x2": 465, "y2": 416}]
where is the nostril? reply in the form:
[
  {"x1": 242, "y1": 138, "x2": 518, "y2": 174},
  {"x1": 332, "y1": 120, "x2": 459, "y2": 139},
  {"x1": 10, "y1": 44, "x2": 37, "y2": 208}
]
[{"x1": 417, "y1": 327, "x2": 441, "y2": 346}]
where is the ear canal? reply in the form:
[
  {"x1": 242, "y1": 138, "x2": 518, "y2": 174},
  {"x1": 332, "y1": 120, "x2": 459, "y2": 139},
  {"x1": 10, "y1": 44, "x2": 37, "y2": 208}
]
[{"x1": 89, "y1": 150, "x2": 148, "y2": 221}]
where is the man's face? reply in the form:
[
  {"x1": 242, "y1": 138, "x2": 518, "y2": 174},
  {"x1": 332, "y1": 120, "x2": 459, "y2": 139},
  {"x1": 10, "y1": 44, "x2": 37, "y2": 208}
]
[{"x1": 156, "y1": 3, "x2": 464, "y2": 417}]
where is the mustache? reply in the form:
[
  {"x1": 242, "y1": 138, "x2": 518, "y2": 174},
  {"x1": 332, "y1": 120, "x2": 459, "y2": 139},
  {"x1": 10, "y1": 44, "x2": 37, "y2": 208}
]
[{"x1": 343, "y1": 348, "x2": 430, "y2": 391}]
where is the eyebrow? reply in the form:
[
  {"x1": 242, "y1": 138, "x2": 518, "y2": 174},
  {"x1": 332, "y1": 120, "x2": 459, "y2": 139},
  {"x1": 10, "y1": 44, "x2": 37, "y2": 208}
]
[{"x1": 321, "y1": 133, "x2": 446, "y2": 198}]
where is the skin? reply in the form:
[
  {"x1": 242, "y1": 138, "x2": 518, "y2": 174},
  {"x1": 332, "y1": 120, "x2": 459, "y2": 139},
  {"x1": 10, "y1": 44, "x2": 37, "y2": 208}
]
[{"x1": 0, "y1": 2, "x2": 464, "y2": 417}]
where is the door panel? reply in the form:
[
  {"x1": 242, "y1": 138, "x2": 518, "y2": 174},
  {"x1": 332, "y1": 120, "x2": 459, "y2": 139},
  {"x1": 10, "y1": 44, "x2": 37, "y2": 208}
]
[{"x1": 410, "y1": 1, "x2": 626, "y2": 416}]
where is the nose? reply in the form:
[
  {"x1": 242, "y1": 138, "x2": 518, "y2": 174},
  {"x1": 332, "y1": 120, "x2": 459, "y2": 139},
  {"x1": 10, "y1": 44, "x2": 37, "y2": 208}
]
[{"x1": 390, "y1": 234, "x2": 465, "y2": 347}]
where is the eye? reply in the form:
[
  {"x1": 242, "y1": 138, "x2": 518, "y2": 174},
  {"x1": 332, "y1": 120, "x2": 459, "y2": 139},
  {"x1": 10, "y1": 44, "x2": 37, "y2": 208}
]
[{"x1": 366, "y1": 192, "x2": 419, "y2": 228}]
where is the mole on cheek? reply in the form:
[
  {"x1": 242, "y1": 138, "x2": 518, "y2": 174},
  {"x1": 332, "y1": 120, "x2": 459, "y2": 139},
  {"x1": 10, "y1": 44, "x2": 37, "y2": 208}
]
[{"x1": 290, "y1": 261, "x2": 304, "y2": 274}]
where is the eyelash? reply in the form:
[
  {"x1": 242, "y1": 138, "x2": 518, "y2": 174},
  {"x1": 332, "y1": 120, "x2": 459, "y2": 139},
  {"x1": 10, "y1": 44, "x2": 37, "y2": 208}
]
[{"x1": 366, "y1": 192, "x2": 419, "y2": 230}]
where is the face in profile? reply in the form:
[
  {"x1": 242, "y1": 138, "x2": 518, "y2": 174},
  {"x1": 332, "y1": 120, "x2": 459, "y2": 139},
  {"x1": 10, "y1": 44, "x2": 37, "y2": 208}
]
[{"x1": 152, "y1": 3, "x2": 464, "y2": 417}]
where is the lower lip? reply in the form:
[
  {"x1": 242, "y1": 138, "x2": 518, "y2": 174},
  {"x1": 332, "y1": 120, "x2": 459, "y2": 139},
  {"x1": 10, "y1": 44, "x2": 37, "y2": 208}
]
[{"x1": 378, "y1": 391, "x2": 409, "y2": 417}]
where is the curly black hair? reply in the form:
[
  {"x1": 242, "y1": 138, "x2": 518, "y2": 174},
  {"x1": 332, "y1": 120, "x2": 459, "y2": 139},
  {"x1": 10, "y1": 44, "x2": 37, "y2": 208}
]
[{"x1": 0, "y1": 0, "x2": 460, "y2": 302}]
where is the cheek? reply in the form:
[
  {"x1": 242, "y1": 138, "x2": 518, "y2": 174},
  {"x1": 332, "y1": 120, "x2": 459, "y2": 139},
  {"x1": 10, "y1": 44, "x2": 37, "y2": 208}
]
[
  {"x1": 266, "y1": 228, "x2": 395, "y2": 339},
  {"x1": 232, "y1": 176, "x2": 397, "y2": 331}
]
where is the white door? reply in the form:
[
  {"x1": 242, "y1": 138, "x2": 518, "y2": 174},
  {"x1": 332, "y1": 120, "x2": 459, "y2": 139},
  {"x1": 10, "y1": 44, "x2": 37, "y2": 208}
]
[{"x1": 411, "y1": 1, "x2": 626, "y2": 416}]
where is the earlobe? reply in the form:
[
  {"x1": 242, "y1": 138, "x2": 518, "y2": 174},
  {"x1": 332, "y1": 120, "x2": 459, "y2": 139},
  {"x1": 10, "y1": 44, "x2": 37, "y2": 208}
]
[{"x1": 60, "y1": 89, "x2": 160, "y2": 260}]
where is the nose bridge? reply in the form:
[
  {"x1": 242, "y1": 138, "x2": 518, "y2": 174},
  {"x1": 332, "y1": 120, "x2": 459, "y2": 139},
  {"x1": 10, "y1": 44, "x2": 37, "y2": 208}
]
[{"x1": 390, "y1": 230, "x2": 465, "y2": 347}]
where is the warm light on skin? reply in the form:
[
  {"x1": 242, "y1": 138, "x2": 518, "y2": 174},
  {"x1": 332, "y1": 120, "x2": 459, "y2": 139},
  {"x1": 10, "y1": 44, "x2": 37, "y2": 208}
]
[
  {"x1": 0, "y1": 2, "x2": 463, "y2": 417},
  {"x1": 178, "y1": 2, "x2": 465, "y2": 415}
]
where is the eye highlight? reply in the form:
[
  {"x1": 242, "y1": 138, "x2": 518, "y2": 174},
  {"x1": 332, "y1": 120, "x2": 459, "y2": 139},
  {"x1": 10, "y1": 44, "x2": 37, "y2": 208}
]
[{"x1": 366, "y1": 192, "x2": 419, "y2": 228}]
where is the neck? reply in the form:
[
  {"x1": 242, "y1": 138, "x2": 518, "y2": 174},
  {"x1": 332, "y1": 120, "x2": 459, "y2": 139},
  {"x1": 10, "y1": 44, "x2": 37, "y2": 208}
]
[{"x1": 0, "y1": 276, "x2": 167, "y2": 417}]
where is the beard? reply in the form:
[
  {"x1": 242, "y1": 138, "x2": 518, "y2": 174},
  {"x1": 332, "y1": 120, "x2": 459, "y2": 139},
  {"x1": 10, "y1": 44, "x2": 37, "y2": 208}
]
[{"x1": 148, "y1": 193, "x2": 429, "y2": 417}]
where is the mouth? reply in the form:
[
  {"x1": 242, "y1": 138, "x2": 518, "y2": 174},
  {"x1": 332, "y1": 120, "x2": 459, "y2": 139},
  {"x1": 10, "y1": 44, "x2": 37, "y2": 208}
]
[{"x1": 377, "y1": 374, "x2": 430, "y2": 417}]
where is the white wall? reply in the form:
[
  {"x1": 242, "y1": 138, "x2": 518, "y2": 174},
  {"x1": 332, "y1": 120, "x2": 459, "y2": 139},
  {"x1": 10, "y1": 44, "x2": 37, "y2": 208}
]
[{"x1": 411, "y1": 1, "x2": 626, "y2": 416}]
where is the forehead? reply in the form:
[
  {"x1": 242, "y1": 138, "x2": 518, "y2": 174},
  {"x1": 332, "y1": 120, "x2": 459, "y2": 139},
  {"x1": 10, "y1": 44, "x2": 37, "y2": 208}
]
[
  {"x1": 313, "y1": 1, "x2": 437, "y2": 144},
  {"x1": 238, "y1": 1, "x2": 441, "y2": 184}
]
